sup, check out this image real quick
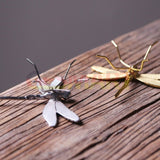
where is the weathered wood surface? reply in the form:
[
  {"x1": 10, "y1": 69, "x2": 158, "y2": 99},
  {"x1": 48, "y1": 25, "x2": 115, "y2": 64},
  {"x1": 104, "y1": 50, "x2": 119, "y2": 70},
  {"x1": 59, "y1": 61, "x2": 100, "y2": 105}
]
[{"x1": 0, "y1": 20, "x2": 160, "y2": 160}]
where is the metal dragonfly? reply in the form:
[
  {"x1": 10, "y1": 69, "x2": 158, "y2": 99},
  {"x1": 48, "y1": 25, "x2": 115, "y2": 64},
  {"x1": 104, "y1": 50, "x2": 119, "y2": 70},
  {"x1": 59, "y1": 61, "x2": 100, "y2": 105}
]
[
  {"x1": 87, "y1": 40, "x2": 160, "y2": 97},
  {"x1": 0, "y1": 59, "x2": 80, "y2": 127}
]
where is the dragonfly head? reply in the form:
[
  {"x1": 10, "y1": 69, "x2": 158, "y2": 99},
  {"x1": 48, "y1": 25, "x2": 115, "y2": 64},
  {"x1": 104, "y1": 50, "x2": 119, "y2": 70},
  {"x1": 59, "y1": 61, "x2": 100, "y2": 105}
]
[{"x1": 127, "y1": 67, "x2": 139, "y2": 79}]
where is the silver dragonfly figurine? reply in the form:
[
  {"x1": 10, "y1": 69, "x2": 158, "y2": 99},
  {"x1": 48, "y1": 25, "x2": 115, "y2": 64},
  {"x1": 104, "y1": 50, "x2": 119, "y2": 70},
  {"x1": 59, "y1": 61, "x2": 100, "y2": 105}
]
[{"x1": 0, "y1": 59, "x2": 80, "y2": 127}]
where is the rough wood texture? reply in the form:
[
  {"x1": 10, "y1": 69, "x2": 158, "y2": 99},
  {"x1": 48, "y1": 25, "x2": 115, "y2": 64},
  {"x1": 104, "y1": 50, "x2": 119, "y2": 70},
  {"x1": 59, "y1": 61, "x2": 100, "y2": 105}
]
[{"x1": 0, "y1": 20, "x2": 160, "y2": 160}]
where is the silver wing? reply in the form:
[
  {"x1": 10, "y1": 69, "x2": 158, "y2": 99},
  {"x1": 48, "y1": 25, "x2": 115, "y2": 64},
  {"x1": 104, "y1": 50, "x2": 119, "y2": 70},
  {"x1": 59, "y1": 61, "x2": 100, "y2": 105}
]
[
  {"x1": 56, "y1": 101, "x2": 80, "y2": 122},
  {"x1": 43, "y1": 99, "x2": 79, "y2": 127},
  {"x1": 36, "y1": 79, "x2": 50, "y2": 94},
  {"x1": 50, "y1": 76, "x2": 63, "y2": 89},
  {"x1": 43, "y1": 99, "x2": 57, "y2": 127}
]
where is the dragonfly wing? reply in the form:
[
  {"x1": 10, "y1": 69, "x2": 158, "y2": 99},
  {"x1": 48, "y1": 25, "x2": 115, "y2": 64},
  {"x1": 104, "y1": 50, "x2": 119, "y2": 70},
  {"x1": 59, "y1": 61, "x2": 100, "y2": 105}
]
[
  {"x1": 36, "y1": 79, "x2": 50, "y2": 93},
  {"x1": 91, "y1": 66, "x2": 122, "y2": 74},
  {"x1": 140, "y1": 74, "x2": 160, "y2": 80},
  {"x1": 56, "y1": 101, "x2": 80, "y2": 122},
  {"x1": 87, "y1": 73, "x2": 127, "y2": 80},
  {"x1": 43, "y1": 99, "x2": 57, "y2": 127},
  {"x1": 136, "y1": 76, "x2": 160, "y2": 88},
  {"x1": 50, "y1": 77, "x2": 63, "y2": 89}
]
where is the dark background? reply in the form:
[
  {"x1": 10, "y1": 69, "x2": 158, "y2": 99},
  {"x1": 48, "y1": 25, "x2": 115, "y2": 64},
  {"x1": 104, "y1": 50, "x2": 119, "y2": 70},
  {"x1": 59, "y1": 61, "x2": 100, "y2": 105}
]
[{"x1": 0, "y1": 0, "x2": 160, "y2": 92}]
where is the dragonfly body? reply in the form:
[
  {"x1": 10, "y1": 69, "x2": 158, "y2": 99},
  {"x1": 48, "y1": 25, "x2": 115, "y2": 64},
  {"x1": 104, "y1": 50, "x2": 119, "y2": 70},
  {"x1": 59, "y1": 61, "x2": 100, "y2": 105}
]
[
  {"x1": 87, "y1": 40, "x2": 159, "y2": 97},
  {"x1": 0, "y1": 59, "x2": 80, "y2": 127}
]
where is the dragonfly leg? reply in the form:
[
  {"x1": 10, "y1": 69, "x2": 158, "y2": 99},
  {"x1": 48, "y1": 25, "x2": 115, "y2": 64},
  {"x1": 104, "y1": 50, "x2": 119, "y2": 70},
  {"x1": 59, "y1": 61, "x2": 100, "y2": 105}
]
[
  {"x1": 132, "y1": 40, "x2": 159, "y2": 72},
  {"x1": 96, "y1": 55, "x2": 128, "y2": 70},
  {"x1": 111, "y1": 40, "x2": 131, "y2": 69}
]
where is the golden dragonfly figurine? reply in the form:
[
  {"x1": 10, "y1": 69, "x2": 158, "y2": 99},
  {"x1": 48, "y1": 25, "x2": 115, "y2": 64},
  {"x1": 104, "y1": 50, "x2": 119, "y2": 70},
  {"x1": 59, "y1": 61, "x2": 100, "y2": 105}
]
[{"x1": 87, "y1": 40, "x2": 159, "y2": 97}]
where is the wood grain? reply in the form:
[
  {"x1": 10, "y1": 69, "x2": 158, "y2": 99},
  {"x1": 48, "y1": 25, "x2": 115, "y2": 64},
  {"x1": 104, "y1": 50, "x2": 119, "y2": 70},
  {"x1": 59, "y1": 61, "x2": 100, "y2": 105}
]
[{"x1": 0, "y1": 20, "x2": 160, "y2": 160}]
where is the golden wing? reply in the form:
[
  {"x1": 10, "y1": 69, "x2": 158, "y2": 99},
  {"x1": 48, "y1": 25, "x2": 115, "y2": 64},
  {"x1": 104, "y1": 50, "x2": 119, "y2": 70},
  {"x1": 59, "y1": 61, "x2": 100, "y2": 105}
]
[
  {"x1": 91, "y1": 66, "x2": 122, "y2": 74},
  {"x1": 139, "y1": 74, "x2": 160, "y2": 79},
  {"x1": 87, "y1": 66, "x2": 127, "y2": 80},
  {"x1": 136, "y1": 74, "x2": 160, "y2": 88}
]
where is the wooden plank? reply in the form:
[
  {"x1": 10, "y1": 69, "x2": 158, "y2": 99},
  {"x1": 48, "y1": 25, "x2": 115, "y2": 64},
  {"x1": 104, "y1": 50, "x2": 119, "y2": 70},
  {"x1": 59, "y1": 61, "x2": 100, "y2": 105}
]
[{"x1": 0, "y1": 19, "x2": 160, "y2": 160}]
